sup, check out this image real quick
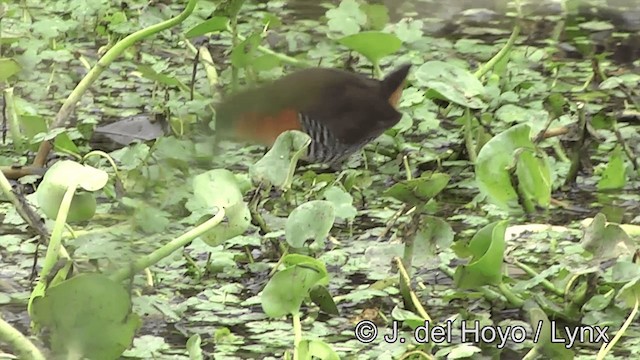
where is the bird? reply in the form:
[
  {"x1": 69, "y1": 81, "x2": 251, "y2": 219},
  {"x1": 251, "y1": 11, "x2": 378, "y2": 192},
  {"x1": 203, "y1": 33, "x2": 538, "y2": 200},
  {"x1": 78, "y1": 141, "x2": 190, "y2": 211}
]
[{"x1": 214, "y1": 64, "x2": 412, "y2": 167}]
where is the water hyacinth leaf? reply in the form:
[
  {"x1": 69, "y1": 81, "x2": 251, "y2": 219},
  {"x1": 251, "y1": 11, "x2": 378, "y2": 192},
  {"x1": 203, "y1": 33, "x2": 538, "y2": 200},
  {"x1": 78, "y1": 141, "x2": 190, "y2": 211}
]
[
  {"x1": 185, "y1": 16, "x2": 230, "y2": 38},
  {"x1": 297, "y1": 339, "x2": 340, "y2": 360},
  {"x1": 35, "y1": 160, "x2": 108, "y2": 223},
  {"x1": 597, "y1": 145, "x2": 626, "y2": 191},
  {"x1": 476, "y1": 123, "x2": 551, "y2": 212},
  {"x1": 186, "y1": 169, "x2": 251, "y2": 246},
  {"x1": 360, "y1": 4, "x2": 390, "y2": 30},
  {"x1": 285, "y1": 200, "x2": 335, "y2": 248},
  {"x1": 454, "y1": 220, "x2": 508, "y2": 288},
  {"x1": 524, "y1": 300, "x2": 575, "y2": 359},
  {"x1": 383, "y1": 172, "x2": 450, "y2": 205},
  {"x1": 326, "y1": 0, "x2": 367, "y2": 36},
  {"x1": 580, "y1": 213, "x2": 635, "y2": 262},
  {"x1": 414, "y1": 61, "x2": 487, "y2": 109},
  {"x1": 31, "y1": 273, "x2": 141, "y2": 359},
  {"x1": 338, "y1": 31, "x2": 402, "y2": 65},
  {"x1": 516, "y1": 149, "x2": 552, "y2": 210},
  {"x1": 250, "y1": 130, "x2": 311, "y2": 190},
  {"x1": 282, "y1": 254, "x2": 330, "y2": 286},
  {"x1": 309, "y1": 285, "x2": 339, "y2": 315},
  {"x1": 323, "y1": 186, "x2": 357, "y2": 221},
  {"x1": 261, "y1": 264, "x2": 326, "y2": 318},
  {"x1": 0, "y1": 58, "x2": 21, "y2": 81},
  {"x1": 413, "y1": 216, "x2": 454, "y2": 265}
]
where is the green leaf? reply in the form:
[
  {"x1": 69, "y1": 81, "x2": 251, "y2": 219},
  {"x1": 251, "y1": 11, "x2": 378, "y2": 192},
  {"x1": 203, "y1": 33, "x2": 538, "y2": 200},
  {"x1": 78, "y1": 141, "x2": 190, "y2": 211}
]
[
  {"x1": 454, "y1": 220, "x2": 508, "y2": 288},
  {"x1": 475, "y1": 124, "x2": 551, "y2": 212},
  {"x1": 136, "y1": 65, "x2": 187, "y2": 90},
  {"x1": 326, "y1": 0, "x2": 367, "y2": 36},
  {"x1": 393, "y1": 19, "x2": 424, "y2": 44},
  {"x1": 598, "y1": 145, "x2": 626, "y2": 190},
  {"x1": 186, "y1": 334, "x2": 203, "y2": 360},
  {"x1": 338, "y1": 31, "x2": 402, "y2": 65},
  {"x1": 360, "y1": 4, "x2": 389, "y2": 31},
  {"x1": 249, "y1": 130, "x2": 311, "y2": 190},
  {"x1": 186, "y1": 169, "x2": 251, "y2": 246},
  {"x1": 261, "y1": 264, "x2": 325, "y2": 318},
  {"x1": 309, "y1": 285, "x2": 339, "y2": 315},
  {"x1": 383, "y1": 172, "x2": 450, "y2": 206},
  {"x1": 31, "y1": 273, "x2": 141, "y2": 359},
  {"x1": 413, "y1": 216, "x2": 454, "y2": 265},
  {"x1": 580, "y1": 213, "x2": 635, "y2": 262},
  {"x1": 524, "y1": 300, "x2": 575, "y2": 359},
  {"x1": 0, "y1": 58, "x2": 21, "y2": 81},
  {"x1": 414, "y1": 61, "x2": 487, "y2": 109},
  {"x1": 185, "y1": 17, "x2": 230, "y2": 37},
  {"x1": 35, "y1": 161, "x2": 108, "y2": 223},
  {"x1": 297, "y1": 339, "x2": 340, "y2": 360},
  {"x1": 231, "y1": 33, "x2": 262, "y2": 69},
  {"x1": 285, "y1": 200, "x2": 335, "y2": 248},
  {"x1": 323, "y1": 186, "x2": 357, "y2": 221},
  {"x1": 516, "y1": 149, "x2": 552, "y2": 209}
]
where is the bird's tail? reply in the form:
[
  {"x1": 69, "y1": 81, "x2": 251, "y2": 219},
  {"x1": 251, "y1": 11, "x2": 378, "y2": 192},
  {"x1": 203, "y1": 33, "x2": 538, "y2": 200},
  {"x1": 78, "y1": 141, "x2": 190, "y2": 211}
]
[{"x1": 380, "y1": 63, "x2": 412, "y2": 108}]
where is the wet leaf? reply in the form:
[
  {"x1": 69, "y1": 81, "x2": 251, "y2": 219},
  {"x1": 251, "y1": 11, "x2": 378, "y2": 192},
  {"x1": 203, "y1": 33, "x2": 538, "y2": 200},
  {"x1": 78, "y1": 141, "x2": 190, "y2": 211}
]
[
  {"x1": 476, "y1": 124, "x2": 551, "y2": 212},
  {"x1": 598, "y1": 146, "x2": 626, "y2": 190},
  {"x1": 261, "y1": 263, "x2": 325, "y2": 318},
  {"x1": 31, "y1": 273, "x2": 141, "y2": 359},
  {"x1": 454, "y1": 220, "x2": 508, "y2": 288},
  {"x1": 35, "y1": 161, "x2": 108, "y2": 222},
  {"x1": 383, "y1": 172, "x2": 450, "y2": 206},
  {"x1": 285, "y1": 200, "x2": 335, "y2": 248},
  {"x1": 338, "y1": 31, "x2": 402, "y2": 65},
  {"x1": 250, "y1": 130, "x2": 311, "y2": 190},
  {"x1": 323, "y1": 186, "x2": 357, "y2": 221},
  {"x1": 0, "y1": 58, "x2": 21, "y2": 81},
  {"x1": 185, "y1": 16, "x2": 230, "y2": 37},
  {"x1": 415, "y1": 61, "x2": 487, "y2": 109},
  {"x1": 297, "y1": 339, "x2": 340, "y2": 360},
  {"x1": 326, "y1": 0, "x2": 367, "y2": 36}
]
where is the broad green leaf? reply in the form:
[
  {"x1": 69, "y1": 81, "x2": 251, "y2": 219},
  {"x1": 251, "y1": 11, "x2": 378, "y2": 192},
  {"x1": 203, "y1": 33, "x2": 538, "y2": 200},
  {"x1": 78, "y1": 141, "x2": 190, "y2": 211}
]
[
  {"x1": 598, "y1": 146, "x2": 626, "y2": 190},
  {"x1": 309, "y1": 285, "x2": 339, "y2": 315},
  {"x1": 323, "y1": 186, "x2": 357, "y2": 221},
  {"x1": 136, "y1": 65, "x2": 188, "y2": 90},
  {"x1": 361, "y1": 4, "x2": 389, "y2": 30},
  {"x1": 185, "y1": 334, "x2": 203, "y2": 360},
  {"x1": 475, "y1": 124, "x2": 551, "y2": 212},
  {"x1": 186, "y1": 169, "x2": 251, "y2": 246},
  {"x1": 454, "y1": 220, "x2": 508, "y2": 288},
  {"x1": 285, "y1": 200, "x2": 335, "y2": 248},
  {"x1": 383, "y1": 172, "x2": 450, "y2": 205},
  {"x1": 0, "y1": 58, "x2": 21, "y2": 81},
  {"x1": 31, "y1": 273, "x2": 141, "y2": 359},
  {"x1": 413, "y1": 216, "x2": 454, "y2": 265},
  {"x1": 393, "y1": 19, "x2": 424, "y2": 44},
  {"x1": 261, "y1": 265, "x2": 325, "y2": 318},
  {"x1": 326, "y1": 0, "x2": 367, "y2": 36},
  {"x1": 516, "y1": 149, "x2": 552, "y2": 209},
  {"x1": 250, "y1": 130, "x2": 311, "y2": 190},
  {"x1": 363, "y1": 243, "x2": 404, "y2": 269},
  {"x1": 616, "y1": 277, "x2": 640, "y2": 308},
  {"x1": 297, "y1": 339, "x2": 340, "y2": 360},
  {"x1": 185, "y1": 17, "x2": 230, "y2": 37},
  {"x1": 415, "y1": 61, "x2": 487, "y2": 109},
  {"x1": 338, "y1": 31, "x2": 402, "y2": 65},
  {"x1": 231, "y1": 33, "x2": 262, "y2": 69},
  {"x1": 580, "y1": 213, "x2": 635, "y2": 262},
  {"x1": 524, "y1": 300, "x2": 575, "y2": 359},
  {"x1": 35, "y1": 161, "x2": 108, "y2": 222}
]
